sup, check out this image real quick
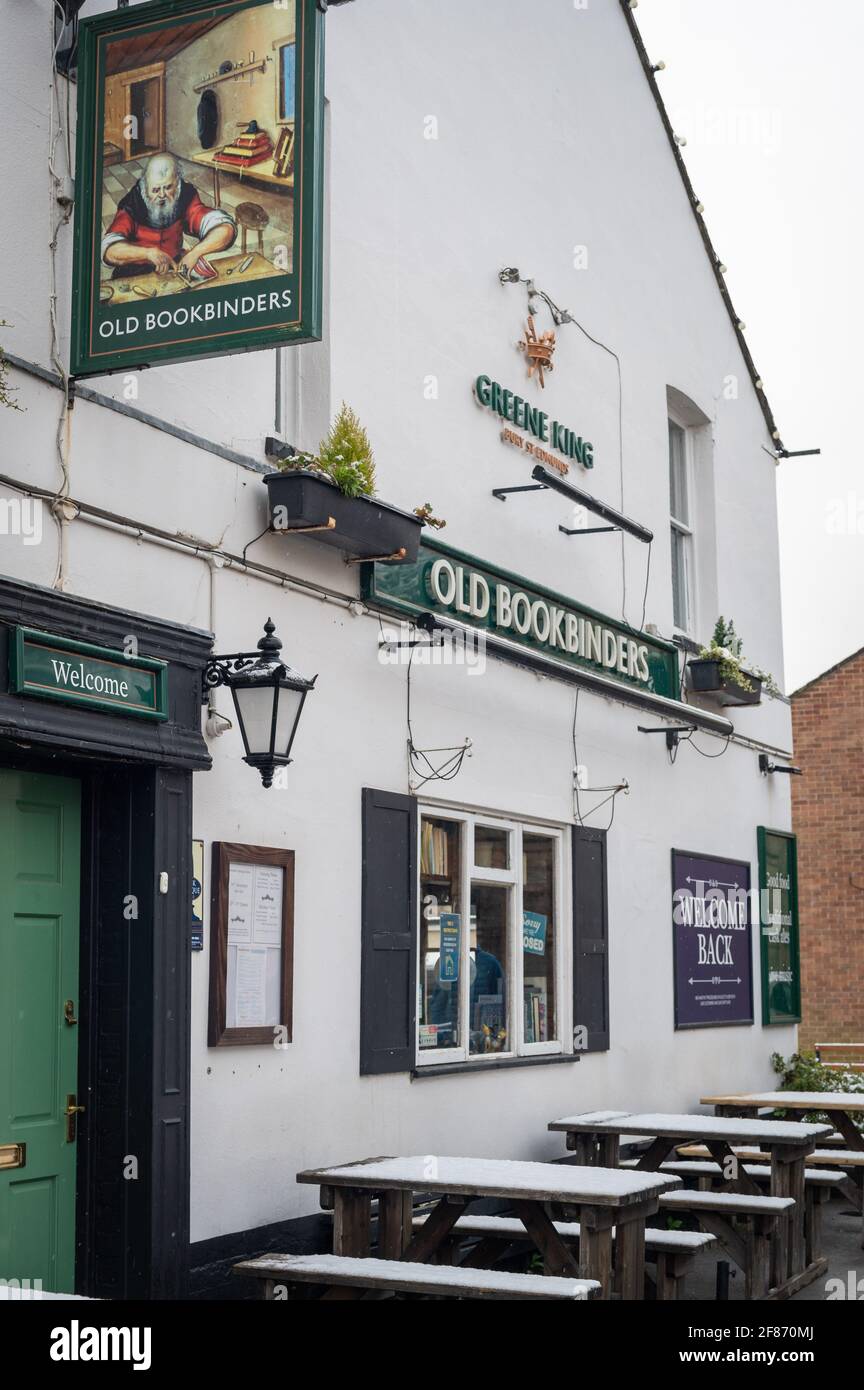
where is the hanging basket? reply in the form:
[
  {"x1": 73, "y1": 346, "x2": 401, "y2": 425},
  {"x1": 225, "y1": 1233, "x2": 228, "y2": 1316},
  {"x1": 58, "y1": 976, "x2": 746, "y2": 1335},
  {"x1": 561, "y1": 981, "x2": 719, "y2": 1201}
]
[
  {"x1": 264, "y1": 470, "x2": 424, "y2": 563},
  {"x1": 687, "y1": 658, "x2": 763, "y2": 707}
]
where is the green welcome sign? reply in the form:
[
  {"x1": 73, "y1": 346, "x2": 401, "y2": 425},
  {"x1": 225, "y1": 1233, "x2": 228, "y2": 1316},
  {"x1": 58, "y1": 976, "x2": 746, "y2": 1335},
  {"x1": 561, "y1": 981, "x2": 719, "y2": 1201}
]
[
  {"x1": 9, "y1": 629, "x2": 168, "y2": 722},
  {"x1": 758, "y1": 827, "x2": 802, "y2": 1025},
  {"x1": 71, "y1": 0, "x2": 324, "y2": 377},
  {"x1": 363, "y1": 539, "x2": 679, "y2": 698}
]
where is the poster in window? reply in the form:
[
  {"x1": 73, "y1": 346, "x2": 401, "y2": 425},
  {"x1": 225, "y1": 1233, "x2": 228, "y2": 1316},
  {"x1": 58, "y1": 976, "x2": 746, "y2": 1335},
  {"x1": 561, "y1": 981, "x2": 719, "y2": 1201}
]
[
  {"x1": 71, "y1": 0, "x2": 324, "y2": 377},
  {"x1": 672, "y1": 851, "x2": 754, "y2": 1029},
  {"x1": 758, "y1": 828, "x2": 802, "y2": 1025}
]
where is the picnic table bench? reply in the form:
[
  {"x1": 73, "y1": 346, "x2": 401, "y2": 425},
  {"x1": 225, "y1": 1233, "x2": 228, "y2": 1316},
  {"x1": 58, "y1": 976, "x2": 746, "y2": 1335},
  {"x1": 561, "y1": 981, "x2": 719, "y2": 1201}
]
[
  {"x1": 549, "y1": 1110, "x2": 833, "y2": 1297},
  {"x1": 297, "y1": 1154, "x2": 681, "y2": 1300},
  {"x1": 412, "y1": 1212, "x2": 716, "y2": 1300},
  {"x1": 233, "y1": 1253, "x2": 599, "y2": 1300}
]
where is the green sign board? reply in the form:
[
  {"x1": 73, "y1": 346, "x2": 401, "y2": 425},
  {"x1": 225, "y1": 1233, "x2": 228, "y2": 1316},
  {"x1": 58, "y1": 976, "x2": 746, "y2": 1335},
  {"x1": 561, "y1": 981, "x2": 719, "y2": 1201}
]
[
  {"x1": 9, "y1": 628, "x2": 168, "y2": 722},
  {"x1": 362, "y1": 539, "x2": 679, "y2": 698},
  {"x1": 758, "y1": 827, "x2": 802, "y2": 1026},
  {"x1": 70, "y1": 0, "x2": 324, "y2": 377}
]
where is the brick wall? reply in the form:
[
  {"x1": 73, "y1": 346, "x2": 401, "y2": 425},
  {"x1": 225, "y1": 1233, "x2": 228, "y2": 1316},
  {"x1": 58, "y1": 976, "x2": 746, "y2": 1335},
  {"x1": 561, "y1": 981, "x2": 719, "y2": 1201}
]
[{"x1": 791, "y1": 648, "x2": 864, "y2": 1049}]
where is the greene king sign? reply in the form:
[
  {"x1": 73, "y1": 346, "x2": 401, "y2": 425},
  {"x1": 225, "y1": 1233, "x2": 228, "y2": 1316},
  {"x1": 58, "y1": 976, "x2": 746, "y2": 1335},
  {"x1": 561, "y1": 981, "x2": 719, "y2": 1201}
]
[
  {"x1": 363, "y1": 540, "x2": 678, "y2": 698},
  {"x1": 70, "y1": 0, "x2": 324, "y2": 376}
]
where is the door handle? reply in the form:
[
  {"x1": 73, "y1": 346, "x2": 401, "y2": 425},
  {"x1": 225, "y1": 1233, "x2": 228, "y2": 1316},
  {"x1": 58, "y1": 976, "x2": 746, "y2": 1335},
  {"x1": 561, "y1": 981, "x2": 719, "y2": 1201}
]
[
  {"x1": 65, "y1": 1095, "x2": 85, "y2": 1143},
  {"x1": 64, "y1": 999, "x2": 78, "y2": 1026},
  {"x1": 0, "y1": 1143, "x2": 26, "y2": 1170}
]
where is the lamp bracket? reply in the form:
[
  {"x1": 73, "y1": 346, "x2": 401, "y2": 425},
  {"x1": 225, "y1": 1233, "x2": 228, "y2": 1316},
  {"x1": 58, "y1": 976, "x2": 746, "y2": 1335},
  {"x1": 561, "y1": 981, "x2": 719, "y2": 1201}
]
[
  {"x1": 559, "y1": 526, "x2": 619, "y2": 536},
  {"x1": 492, "y1": 484, "x2": 547, "y2": 501},
  {"x1": 638, "y1": 724, "x2": 697, "y2": 751},
  {"x1": 758, "y1": 754, "x2": 803, "y2": 776}
]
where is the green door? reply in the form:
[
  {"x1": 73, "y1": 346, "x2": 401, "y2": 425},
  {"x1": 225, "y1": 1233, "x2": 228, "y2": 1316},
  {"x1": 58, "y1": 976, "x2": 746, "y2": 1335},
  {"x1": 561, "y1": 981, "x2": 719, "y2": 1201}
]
[{"x1": 0, "y1": 770, "x2": 81, "y2": 1293}]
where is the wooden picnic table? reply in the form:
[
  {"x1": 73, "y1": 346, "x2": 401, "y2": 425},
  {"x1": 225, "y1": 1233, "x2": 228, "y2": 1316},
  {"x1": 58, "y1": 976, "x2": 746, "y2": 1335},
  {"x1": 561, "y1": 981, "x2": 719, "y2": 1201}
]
[
  {"x1": 702, "y1": 1092, "x2": 864, "y2": 1152},
  {"x1": 548, "y1": 1110, "x2": 833, "y2": 1298},
  {"x1": 297, "y1": 1154, "x2": 681, "y2": 1300},
  {"x1": 704, "y1": 1091, "x2": 864, "y2": 1249}
]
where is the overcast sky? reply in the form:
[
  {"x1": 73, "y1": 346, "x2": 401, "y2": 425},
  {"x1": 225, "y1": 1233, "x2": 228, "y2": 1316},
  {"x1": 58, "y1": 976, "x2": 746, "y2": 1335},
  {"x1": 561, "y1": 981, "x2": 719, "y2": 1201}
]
[{"x1": 636, "y1": 0, "x2": 863, "y2": 693}]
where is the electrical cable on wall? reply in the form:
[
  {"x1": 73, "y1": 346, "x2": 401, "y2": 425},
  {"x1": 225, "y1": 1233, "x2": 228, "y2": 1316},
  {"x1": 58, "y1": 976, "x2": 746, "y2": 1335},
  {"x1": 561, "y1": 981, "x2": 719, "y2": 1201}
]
[
  {"x1": 571, "y1": 690, "x2": 630, "y2": 830},
  {"x1": 406, "y1": 641, "x2": 472, "y2": 792},
  {"x1": 500, "y1": 270, "x2": 651, "y2": 634},
  {"x1": 49, "y1": 0, "x2": 75, "y2": 589}
]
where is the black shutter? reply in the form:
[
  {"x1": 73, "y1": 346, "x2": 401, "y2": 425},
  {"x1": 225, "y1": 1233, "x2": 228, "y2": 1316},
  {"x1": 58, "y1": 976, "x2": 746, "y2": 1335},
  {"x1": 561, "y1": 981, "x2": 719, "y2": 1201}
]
[
  {"x1": 360, "y1": 789, "x2": 417, "y2": 1076},
  {"x1": 572, "y1": 825, "x2": 610, "y2": 1052}
]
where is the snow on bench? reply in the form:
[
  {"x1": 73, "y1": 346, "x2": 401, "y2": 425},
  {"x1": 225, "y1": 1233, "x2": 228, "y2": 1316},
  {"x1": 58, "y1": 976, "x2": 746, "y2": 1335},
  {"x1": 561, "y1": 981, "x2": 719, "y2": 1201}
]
[
  {"x1": 233, "y1": 1253, "x2": 599, "y2": 1300},
  {"x1": 412, "y1": 1211, "x2": 715, "y2": 1253},
  {"x1": 660, "y1": 1190, "x2": 794, "y2": 1216},
  {"x1": 622, "y1": 1158, "x2": 840, "y2": 1185}
]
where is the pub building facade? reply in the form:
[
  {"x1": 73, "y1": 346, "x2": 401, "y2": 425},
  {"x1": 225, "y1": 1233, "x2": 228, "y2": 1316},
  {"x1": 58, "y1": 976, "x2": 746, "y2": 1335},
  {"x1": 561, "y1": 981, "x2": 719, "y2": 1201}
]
[{"x1": 0, "y1": 0, "x2": 802, "y2": 1298}]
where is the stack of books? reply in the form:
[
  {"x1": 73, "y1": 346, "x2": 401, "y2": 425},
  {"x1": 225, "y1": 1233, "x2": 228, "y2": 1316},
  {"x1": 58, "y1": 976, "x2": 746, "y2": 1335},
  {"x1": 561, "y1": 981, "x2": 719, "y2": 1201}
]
[
  {"x1": 214, "y1": 129, "x2": 274, "y2": 168},
  {"x1": 420, "y1": 822, "x2": 450, "y2": 878}
]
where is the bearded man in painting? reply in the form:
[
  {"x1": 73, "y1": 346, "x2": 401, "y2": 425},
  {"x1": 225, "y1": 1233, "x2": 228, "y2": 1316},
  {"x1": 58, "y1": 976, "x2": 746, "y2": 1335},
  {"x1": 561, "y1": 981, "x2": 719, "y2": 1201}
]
[{"x1": 101, "y1": 153, "x2": 236, "y2": 279}]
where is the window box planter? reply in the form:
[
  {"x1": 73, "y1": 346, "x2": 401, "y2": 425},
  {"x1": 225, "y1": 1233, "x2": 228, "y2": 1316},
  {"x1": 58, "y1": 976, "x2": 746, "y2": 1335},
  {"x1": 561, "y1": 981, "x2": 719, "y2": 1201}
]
[
  {"x1": 687, "y1": 658, "x2": 763, "y2": 706},
  {"x1": 264, "y1": 470, "x2": 424, "y2": 563}
]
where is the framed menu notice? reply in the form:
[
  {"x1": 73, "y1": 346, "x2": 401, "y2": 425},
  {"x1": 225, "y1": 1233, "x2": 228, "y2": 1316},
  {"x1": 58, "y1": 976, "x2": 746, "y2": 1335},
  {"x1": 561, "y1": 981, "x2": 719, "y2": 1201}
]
[{"x1": 208, "y1": 842, "x2": 294, "y2": 1046}]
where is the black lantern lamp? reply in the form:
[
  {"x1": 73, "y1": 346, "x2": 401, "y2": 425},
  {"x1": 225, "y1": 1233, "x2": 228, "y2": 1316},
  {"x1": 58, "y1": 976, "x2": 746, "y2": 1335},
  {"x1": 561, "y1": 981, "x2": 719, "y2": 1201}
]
[{"x1": 204, "y1": 619, "x2": 317, "y2": 788}]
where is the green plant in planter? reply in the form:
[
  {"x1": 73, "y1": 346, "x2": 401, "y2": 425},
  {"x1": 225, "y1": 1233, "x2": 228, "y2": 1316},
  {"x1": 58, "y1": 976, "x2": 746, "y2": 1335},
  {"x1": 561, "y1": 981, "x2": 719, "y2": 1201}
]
[
  {"x1": 277, "y1": 402, "x2": 376, "y2": 498},
  {"x1": 699, "y1": 616, "x2": 780, "y2": 698}
]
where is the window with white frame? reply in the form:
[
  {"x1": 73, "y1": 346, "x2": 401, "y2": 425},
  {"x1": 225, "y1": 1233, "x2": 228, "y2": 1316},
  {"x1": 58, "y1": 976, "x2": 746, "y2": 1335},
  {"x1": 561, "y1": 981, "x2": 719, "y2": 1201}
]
[
  {"x1": 417, "y1": 810, "x2": 565, "y2": 1065},
  {"x1": 668, "y1": 416, "x2": 695, "y2": 634}
]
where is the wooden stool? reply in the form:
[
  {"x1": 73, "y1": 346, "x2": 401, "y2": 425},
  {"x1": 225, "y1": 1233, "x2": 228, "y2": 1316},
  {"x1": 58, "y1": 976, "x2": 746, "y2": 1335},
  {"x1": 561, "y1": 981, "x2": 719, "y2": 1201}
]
[{"x1": 236, "y1": 201, "x2": 269, "y2": 255}]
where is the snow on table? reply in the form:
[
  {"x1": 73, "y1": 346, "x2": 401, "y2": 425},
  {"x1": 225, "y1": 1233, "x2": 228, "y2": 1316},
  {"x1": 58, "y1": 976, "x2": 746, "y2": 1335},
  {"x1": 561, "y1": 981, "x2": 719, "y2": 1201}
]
[
  {"x1": 297, "y1": 1154, "x2": 681, "y2": 1205},
  {"x1": 548, "y1": 1111, "x2": 834, "y2": 1144},
  {"x1": 701, "y1": 1091, "x2": 864, "y2": 1111}
]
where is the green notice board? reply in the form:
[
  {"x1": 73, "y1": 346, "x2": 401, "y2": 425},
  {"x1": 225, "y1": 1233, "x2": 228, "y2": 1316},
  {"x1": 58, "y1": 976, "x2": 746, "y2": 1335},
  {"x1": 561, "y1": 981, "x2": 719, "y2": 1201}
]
[{"x1": 758, "y1": 827, "x2": 802, "y2": 1025}]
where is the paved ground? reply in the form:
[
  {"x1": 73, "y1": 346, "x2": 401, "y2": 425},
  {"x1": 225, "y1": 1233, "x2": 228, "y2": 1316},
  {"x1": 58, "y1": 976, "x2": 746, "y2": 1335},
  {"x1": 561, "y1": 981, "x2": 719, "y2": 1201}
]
[{"x1": 684, "y1": 1195, "x2": 862, "y2": 1301}]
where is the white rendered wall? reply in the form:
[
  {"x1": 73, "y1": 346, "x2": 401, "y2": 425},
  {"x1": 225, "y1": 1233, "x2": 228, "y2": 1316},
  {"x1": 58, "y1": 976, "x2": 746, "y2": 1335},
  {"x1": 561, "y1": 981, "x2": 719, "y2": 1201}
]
[{"x1": 0, "y1": 0, "x2": 795, "y2": 1244}]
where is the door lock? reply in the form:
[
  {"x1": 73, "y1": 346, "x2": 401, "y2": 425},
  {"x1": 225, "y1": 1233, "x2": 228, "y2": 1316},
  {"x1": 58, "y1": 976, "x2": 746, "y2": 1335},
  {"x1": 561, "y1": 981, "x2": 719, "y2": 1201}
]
[
  {"x1": 65, "y1": 1095, "x2": 85, "y2": 1143},
  {"x1": 64, "y1": 999, "x2": 78, "y2": 1026}
]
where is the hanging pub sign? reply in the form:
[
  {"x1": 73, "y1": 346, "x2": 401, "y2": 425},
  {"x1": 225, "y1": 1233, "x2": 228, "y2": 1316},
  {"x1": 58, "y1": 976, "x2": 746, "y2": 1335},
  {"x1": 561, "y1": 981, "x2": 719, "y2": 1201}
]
[
  {"x1": 70, "y1": 0, "x2": 324, "y2": 378},
  {"x1": 758, "y1": 827, "x2": 802, "y2": 1025},
  {"x1": 363, "y1": 539, "x2": 678, "y2": 698},
  {"x1": 672, "y1": 851, "x2": 754, "y2": 1029}
]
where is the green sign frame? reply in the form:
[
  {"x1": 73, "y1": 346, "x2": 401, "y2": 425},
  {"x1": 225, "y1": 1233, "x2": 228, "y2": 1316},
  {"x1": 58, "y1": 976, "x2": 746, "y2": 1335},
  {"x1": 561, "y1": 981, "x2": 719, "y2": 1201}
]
[
  {"x1": 758, "y1": 826, "x2": 802, "y2": 1026},
  {"x1": 9, "y1": 628, "x2": 169, "y2": 722},
  {"x1": 362, "y1": 538, "x2": 679, "y2": 698},
  {"x1": 70, "y1": 0, "x2": 324, "y2": 377}
]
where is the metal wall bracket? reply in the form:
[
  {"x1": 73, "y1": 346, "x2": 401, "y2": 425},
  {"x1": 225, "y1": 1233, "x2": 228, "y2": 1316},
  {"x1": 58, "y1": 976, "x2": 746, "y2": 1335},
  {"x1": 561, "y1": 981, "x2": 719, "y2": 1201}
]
[
  {"x1": 492, "y1": 484, "x2": 547, "y2": 502},
  {"x1": 345, "y1": 546, "x2": 407, "y2": 565}
]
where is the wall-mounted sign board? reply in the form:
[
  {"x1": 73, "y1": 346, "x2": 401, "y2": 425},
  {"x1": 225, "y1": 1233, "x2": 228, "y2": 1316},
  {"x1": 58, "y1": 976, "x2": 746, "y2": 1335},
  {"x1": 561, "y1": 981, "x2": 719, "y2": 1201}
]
[
  {"x1": 672, "y1": 850, "x2": 754, "y2": 1030},
  {"x1": 9, "y1": 627, "x2": 168, "y2": 721},
  {"x1": 208, "y1": 841, "x2": 294, "y2": 1046},
  {"x1": 71, "y1": 0, "x2": 324, "y2": 377},
  {"x1": 363, "y1": 539, "x2": 679, "y2": 698},
  {"x1": 758, "y1": 827, "x2": 802, "y2": 1026}
]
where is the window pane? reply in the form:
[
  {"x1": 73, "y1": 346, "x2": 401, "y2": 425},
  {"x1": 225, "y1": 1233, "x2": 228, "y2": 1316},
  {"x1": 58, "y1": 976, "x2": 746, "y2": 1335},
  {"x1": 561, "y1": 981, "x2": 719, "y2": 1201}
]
[
  {"x1": 523, "y1": 835, "x2": 556, "y2": 1043},
  {"x1": 469, "y1": 884, "x2": 509, "y2": 1055},
  {"x1": 669, "y1": 420, "x2": 689, "y2": 524},
  {"x1": 474, "y1": 825, "x2": 510, "y2": 870},
  {"x1": 671, "y1": 526, "x2": 690, "y2": 631},
  {"x1": 419, "y1": 817, "x2": 463, "y2": 1051}
]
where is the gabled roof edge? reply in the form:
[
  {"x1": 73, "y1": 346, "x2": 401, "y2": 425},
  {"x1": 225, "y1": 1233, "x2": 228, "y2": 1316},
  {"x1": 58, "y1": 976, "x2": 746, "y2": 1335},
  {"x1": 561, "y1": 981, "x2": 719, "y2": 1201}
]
[
  {"x1": 789, "y1": 645, "x2": 864, "y2": 700},
  {"x1": 619, "y1": 0, "x2": 785, "y2": 452}
]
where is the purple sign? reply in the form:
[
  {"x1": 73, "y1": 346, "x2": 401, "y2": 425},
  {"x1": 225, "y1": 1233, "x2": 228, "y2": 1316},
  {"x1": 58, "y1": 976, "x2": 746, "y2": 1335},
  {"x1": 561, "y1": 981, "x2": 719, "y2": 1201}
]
[{"x1": 672, "y1": 851, "x2": 754, "y2": 1029}]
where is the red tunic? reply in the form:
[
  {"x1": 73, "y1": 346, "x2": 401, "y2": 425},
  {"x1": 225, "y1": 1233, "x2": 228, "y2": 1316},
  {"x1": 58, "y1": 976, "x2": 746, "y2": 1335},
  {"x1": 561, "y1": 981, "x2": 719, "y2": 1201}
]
[{"x1": 103, "y1": 182, "x2": 216, "y2": 275}]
